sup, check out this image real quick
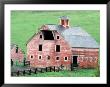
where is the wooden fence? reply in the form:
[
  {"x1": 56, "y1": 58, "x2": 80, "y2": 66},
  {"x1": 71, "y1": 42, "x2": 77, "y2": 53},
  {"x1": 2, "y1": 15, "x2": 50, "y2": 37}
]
[
  {"x1": 11, "y1": 66, "x2": 61, "y2": 76},
  {"x1": 11, "y1": 59, "x2": 76, "y2": 76}
]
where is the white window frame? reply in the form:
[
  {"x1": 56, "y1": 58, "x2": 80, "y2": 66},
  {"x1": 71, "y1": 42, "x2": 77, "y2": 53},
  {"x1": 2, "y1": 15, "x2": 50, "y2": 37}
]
[
  {"x1": 64, "y1": 57, "x2": 68, "y2": 61},
  {"x1": 30, "y1": 54, "x2": 34, "y2": 60},
  {"x1": 56, "y1": 35, "x2": 60, "y2": 40},
  {"x1": 39, "y1": 34, "x2": 42, "y2": 39},
  {"x1": 38, "y1": 55, "x2": 42, "y2": 60}
]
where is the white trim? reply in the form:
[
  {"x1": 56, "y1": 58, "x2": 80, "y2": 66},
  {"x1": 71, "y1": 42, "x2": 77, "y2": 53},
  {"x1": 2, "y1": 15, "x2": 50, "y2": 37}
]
[
  {"x1": 64, "y1": 57, "x2": 68, "y2": 61},
  {"x1": 30, "y1": 54, "x2": 34, "y2": 60},
  {"x1": 38, "y1": 55, "x2": 42, "y2": 60},
  {"x1": 39, "y1": 34, "x2": 42, "y2": 39},
  {"x1": 56, "y1": 35, "x2": 60, "y2": 40}
]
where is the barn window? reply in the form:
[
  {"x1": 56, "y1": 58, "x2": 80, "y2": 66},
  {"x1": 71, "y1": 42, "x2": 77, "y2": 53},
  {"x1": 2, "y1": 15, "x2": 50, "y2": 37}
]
[
  {"x1": 30, "y1": 55, "x2": 34, "y2": 59},
  {"x1": 16, "y1": 46, "x2": 18, "y2": 53},
  {"x1": 42, "y1": 30, "x2": 54, "y2": 40},
  {"x1": 40, "y1": 35, "x2": 42, "y2": 39},
  {"x1": 57, "y1": 35, "x2": 59, "y2": 39},
  {"x1": 39, "y1": 44, "x2": 42, "y2": 51},
  {"x1": 47, "y1": 56, "x2": 50, "y2": 60},
  {"x1": 56, "y1": 45, "x2": 60, "y2": 52},
  {"x1": 38, "y1": 55, "x2": 42, "y2": 60},
  {"x1": 56, "y1": 57, "x2": 59, "y2": 60},
  {"x1": 30, "y1": 55, "x2": 33, "y2": 58},
  {"x1": 64, "y1": 57, "x2": 68, "y2": 61}
]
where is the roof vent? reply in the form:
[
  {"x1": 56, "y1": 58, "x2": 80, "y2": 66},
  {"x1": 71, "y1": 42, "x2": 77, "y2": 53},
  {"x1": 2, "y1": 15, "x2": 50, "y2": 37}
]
[{"x1": 60, "y1": 16, "x2": 69, "y2": 28}]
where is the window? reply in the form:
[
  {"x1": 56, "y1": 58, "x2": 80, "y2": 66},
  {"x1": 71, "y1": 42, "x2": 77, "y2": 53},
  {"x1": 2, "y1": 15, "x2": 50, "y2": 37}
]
[
  {"x1": 16, "y1": 46, "x2": 18, "y2": 53},
  {"x1": 30, "y1": 55, "x2": 33, "y2": 58},
  {"x1": 40, "y1": 35, "x2": 42, "y2": 38},
  {"x1": 56, "y1": 57, "x2": 59, "y2": 60},
  {"x1": 56, "y1": 45, "x2": 60, "y2": 52},
  {"x1": 57, "y1": 36, "x2": 59, "y2": 39},
  {"x1": 42, "y1": 30, "x2": 54, "y2": 40},
  {"x1": 38, "y1": 55, "x2": 42, "y2": 60},
  {"x1": 47, "y1": 56, "x2": 50, "y2": 60},
  {"x1": 30, "y1": 55, "x2": 34, "y2": 59},
  {"x1": 64, "y1": 57, "x2": 68, "y2": 61},
  {"x1": 39, "y1": 44, "x2": 42, "y2": 51}
]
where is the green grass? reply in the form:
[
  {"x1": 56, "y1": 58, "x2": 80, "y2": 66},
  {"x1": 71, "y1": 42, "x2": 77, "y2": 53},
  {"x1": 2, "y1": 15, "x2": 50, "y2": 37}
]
[
  {"x1": 11, "y1": 10, "x2": 100, "y2": 77},
  {"x1": 19, "y1": 68, "x2": 99, "y2": 77}
]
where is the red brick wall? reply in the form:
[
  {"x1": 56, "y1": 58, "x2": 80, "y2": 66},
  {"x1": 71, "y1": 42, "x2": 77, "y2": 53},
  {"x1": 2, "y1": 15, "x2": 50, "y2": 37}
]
[
  {"x1": 27, "y1": 28, "x2": 99, "y2": 69},
  {"x1": 27, "y1": 31, "x2": 72, "y2": 68},
  {"x1": 72, "y1": 48, "x2": 99, "y2": 68},
  {"x1": 11, "y1": 47, "x2": 24, "y2": 62}
]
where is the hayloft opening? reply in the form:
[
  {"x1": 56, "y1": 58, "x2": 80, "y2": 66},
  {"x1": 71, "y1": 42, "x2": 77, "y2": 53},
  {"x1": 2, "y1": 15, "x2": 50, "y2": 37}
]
[{"x1": 42, "y1": 30, "x2": 54, "y2": 40}]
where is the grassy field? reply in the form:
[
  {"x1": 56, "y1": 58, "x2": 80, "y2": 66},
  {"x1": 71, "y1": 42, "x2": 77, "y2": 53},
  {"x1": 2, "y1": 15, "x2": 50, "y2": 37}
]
[
  {"x1": 19, "y1": 68, "x2": 99, "y2": 77},
  {"x1": 11, "y1": 10, "x2": 100, "y2": 77}
]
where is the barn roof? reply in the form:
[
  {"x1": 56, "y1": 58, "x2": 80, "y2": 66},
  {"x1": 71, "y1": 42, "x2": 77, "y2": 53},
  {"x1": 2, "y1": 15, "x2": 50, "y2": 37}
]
[
  {"x1": 45, "y1": 24, "x2": 99, "y2": 48},
  {"x1": 27, "y1": 23, "x2": 99, "y2": 48}
]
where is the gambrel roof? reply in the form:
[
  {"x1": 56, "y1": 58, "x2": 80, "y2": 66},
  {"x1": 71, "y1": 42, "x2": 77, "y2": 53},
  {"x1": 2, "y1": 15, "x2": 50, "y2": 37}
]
[
  {"x1": 44, "y1": 24, "x2": 99, "y2": 48},
  {"x1": 27, "y1": 23, "x2": 99, "y2": 49}
]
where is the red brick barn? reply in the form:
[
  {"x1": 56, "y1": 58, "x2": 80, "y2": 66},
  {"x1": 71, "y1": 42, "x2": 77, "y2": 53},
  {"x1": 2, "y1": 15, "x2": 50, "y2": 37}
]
[
  {"x1": 11, "y1": 44, "x2": 24, "y2": 63},
  {"x1": 26, "y1": 16, "x2": 99, "y2": 69}
]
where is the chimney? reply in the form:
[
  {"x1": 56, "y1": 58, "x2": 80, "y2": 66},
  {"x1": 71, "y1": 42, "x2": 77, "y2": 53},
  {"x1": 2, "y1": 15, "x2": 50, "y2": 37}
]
[{"x1": 60, "y1": 16, "x2": 69, "y2": 28}]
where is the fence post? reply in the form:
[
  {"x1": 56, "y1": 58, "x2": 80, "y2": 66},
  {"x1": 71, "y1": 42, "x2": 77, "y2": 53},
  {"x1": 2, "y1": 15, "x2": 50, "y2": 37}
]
[
  {"x1": 11, "y1": 59, "x2": 13, "y2": 66},
  {"x1": 46, "y1": 67, "x2": 48, "y2": 72},
  {"x1": 29, "y1": 69, "x2": 31, "y2": 75},
  {"x1": 50, "y1": 67, "x2": 52, "y2": 72},
  {"x1": 41, "y1": 68, "x2": 43, "y2": 73},
  {"x1": 57, "y1": 67, "x2": 59, "y2": 72},
  {"x1": 54, "y1": 66, "x2": 55, "y2": 72},
  {"x1": 23, "y1": 70, "x2": 25, "y2": 76},
  {"x1": 71, "y1": 63, "x2": 73, "y2": 71},
  {"x1": 11, "y1": 72, "x2": 13, "y2": 76},
  {"x1": 23, "y1": 59, "x2": 25, "y2": 66},
  {"x1": 17, "y1": 71, "x2": 19, "y2": 76},
  {"x1": 35, "y1": 68, "x2": 37, "y2": 74}
]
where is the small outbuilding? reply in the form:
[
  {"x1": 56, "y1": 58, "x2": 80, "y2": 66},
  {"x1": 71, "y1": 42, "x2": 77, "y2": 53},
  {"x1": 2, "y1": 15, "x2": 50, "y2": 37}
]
[{"x1": 11, "y1": 43, "x2": 24, "y2": 63}]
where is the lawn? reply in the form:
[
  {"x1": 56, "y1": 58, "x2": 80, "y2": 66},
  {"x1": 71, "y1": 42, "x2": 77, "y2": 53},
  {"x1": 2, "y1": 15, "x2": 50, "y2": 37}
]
[
  {"x1": 19, "y1": 68, "x2": 99, "y2": 77},
  {"x1": 11, "y1": 10, "x2": 100, "y2": 77}
]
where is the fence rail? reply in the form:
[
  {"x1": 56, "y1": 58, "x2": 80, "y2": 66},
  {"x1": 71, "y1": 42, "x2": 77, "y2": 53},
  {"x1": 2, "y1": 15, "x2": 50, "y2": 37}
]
[{"x1": 11, "y1": 66, "x2": 61, "y2": 76}]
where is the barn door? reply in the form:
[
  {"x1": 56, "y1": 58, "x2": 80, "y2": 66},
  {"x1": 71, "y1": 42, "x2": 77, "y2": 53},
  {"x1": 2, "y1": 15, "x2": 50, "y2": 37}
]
[{"x1": 72, "y1": 56, "x2": 78, "y2": 67}]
